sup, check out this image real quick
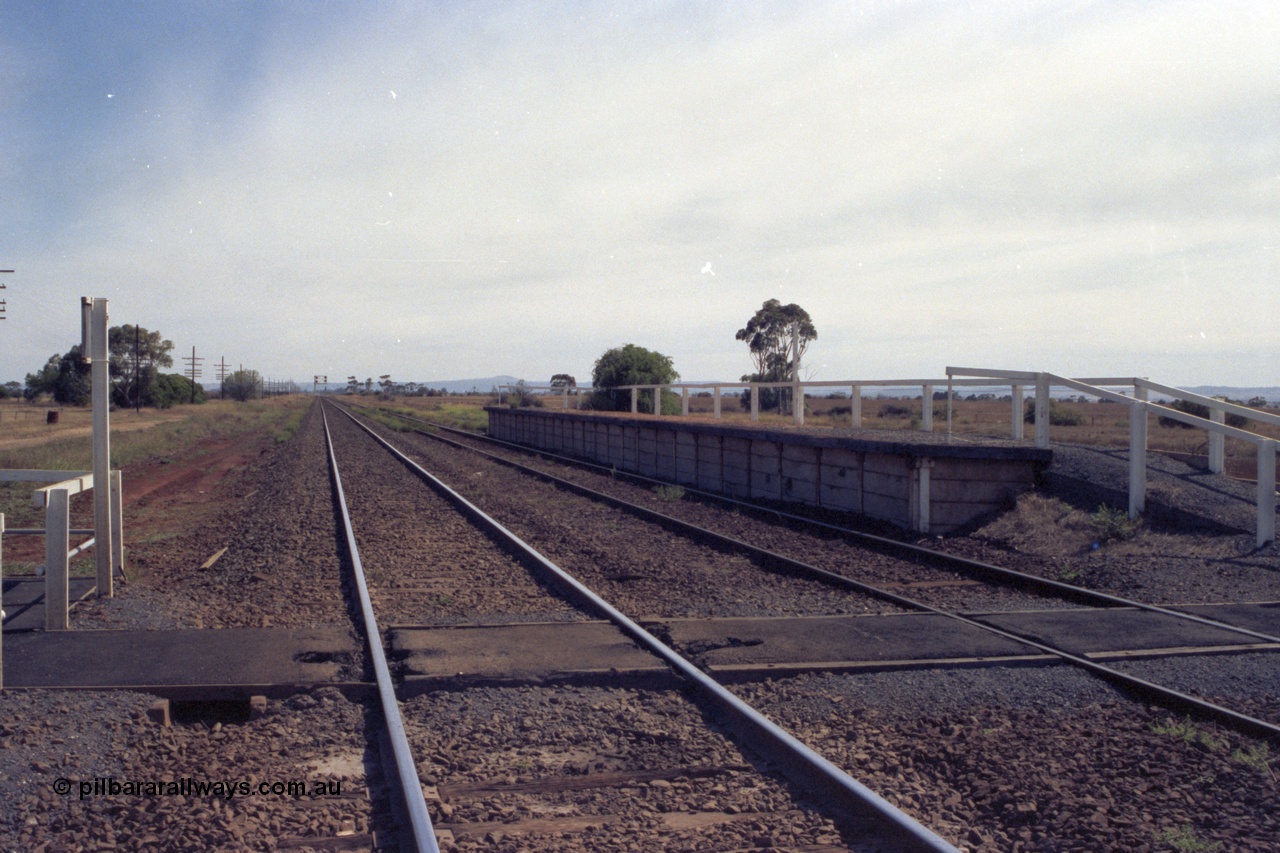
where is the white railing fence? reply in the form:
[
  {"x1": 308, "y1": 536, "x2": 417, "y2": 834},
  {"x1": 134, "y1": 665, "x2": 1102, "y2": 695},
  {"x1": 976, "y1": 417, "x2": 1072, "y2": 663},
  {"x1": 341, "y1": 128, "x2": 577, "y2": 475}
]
[
  {"x1": 0, "y1": 469, "x2": 123, "y2": 633},
  {"x1": 500, "y1": 369, "x2": 1277, "y2": 546},
  {"x1": 946, "y1": 368, "x2": 1277, "y2": 547}
]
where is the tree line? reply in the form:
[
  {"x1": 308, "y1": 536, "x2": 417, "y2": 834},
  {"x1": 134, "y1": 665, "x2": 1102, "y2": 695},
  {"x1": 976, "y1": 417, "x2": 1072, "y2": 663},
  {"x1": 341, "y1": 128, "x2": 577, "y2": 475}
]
[{"x1": 20, "y1": 325, "x2": 264, "y2": 406}]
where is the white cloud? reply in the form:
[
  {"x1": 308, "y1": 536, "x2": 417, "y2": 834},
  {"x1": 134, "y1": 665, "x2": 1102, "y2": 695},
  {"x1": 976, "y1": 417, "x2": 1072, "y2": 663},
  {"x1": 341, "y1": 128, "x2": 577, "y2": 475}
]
[{"x1": 3, "y1": 1, "x2": 1277, "y2": 387}]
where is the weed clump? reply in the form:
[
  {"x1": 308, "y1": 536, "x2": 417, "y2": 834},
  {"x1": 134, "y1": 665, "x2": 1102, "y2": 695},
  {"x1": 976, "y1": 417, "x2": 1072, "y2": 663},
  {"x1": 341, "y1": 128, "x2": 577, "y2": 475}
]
[
  {"x1": 652, "y1": 484, "x2": 685, "y2": 502},
  {"x1": 1089, "y1": 504, "x2": 1140, "y2": 543}
]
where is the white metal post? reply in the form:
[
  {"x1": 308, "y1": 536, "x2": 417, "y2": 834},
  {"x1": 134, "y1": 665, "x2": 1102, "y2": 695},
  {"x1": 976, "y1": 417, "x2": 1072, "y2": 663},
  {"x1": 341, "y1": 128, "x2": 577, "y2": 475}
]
[
  {"x1": 1257, "y1": 441, "x2": 1276, "y2": 547},
  {"x1": 1129, "y1": 400, "x2": 1148, "y2": 519},
  {"x1": 750, "y1": 385, "x2": 759, "y2": 422},
  {"x1": 850, "y1": 385, "x2": 861, "y2": 428},
  {"x1": 681, "y1": 387, "x2": 689, "y2": 416},
  {"x1": 111, "y1": 470, "x2": 124, "y2": 576},
  {"x1": 45, "y1": 488, "x2": 69, "y2": 631},
  {"x1": 921, "y1": 385, "x2": 933, "y2": 432},
  {"x1": 1209, "y1": 409, "x2": 1225, "y2": 474},
  {"x1": 87, "y1": 298, "x2": 113, "y2": 597},
  {"x1": 713, "y1": 386, "x2": 722, "y2": 419},
  {"x1": 1034, "y1": 373, "x2": 1050, "y2": 449},
  {"x1": 791, "y1": 324, "x2": 803, "y2": 426},
  {"x1": 1012, "y1": 385, "x2": 1024, "y2": 440},
  {"x1": 945, "y1": 376, "x2": 954, "y2": 438},
  {"x1": 630, "y1": 387, "x2": 638, "y2": 414}
]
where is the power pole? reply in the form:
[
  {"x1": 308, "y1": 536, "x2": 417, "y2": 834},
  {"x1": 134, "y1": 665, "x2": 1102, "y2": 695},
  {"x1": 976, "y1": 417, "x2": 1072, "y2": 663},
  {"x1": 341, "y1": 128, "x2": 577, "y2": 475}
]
[
  {"x1": 182, "y1": 346, "x2": 204, "y2": 404},
  {"x1": 0, "y1": 268, "x2": 11, "y2": 321},
  {"x1": 133, "y1": 325, "x2": 142, "y2": 412},
  {"x1": 216, "y1": 357, "x2": 229, "y2": 398}
]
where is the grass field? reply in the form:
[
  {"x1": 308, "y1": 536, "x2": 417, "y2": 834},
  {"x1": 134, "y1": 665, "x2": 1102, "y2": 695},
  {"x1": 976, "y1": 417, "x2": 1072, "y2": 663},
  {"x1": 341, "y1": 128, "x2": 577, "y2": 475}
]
[{"x1": 0, "y1": 396, "x2": 311, "y2": 571}]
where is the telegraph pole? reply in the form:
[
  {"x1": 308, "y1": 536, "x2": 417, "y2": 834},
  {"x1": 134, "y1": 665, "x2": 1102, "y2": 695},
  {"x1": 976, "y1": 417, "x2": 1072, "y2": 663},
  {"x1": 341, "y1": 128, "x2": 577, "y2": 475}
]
[
  {"x1": 182, "y1": 346, "x2": 204, "y2": 404},
  {"x1": 216, "y1": 357, "x2": 229, "y2": 398},
  {"x1": 0, "y1": 269, "x2": 11, "y2": 321}
]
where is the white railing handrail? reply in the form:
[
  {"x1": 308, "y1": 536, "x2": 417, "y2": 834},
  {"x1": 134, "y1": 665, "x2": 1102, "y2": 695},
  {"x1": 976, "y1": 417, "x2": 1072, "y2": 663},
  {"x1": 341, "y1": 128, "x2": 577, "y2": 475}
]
[
  {"x1": 1136, "y1": 379, "x2": 1280, "y2": 429},
  {"x1": 945, "y1": 368, "x2": 1277, "y2": 546}
]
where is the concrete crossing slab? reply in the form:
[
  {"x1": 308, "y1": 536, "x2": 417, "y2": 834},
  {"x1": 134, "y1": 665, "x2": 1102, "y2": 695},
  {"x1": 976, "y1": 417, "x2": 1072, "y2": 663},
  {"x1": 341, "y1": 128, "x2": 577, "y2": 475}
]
[
  {"x1": 390, "y1": 621, "x2": 667, "y2": 682},
  {"x1": 3, "y1": 627, "x2": 358, "y2": 695},
  {"x1": 2, "y1": 576, "x2": 97, "y2": 632}
]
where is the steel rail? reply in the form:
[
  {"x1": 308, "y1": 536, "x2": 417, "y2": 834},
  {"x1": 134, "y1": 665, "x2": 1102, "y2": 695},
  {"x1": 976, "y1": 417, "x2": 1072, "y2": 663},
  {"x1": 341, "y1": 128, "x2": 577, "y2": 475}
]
[
  {"x1": 363, "y1": 402, "x2": 1280, "y2": 649},
  {"x1": 329, "y1": 402, "x2": 962, "y2": 853},
  {"x1": 320, "y1": 406, "x2": 440, "y2": 853},
  {"x1": 341, "y1": 403, "x2": 1280, "y2": 742}
]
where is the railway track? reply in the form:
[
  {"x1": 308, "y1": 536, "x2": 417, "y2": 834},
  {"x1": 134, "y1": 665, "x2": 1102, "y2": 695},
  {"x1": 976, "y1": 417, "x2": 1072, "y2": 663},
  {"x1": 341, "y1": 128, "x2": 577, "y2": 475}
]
[
  {"x1": 338, "y1": 402, "x2": 1280, "y2": 733},
  {"x1": 324, "y1": 401, "x2": 1280, "y2": 849},
  {"x1": 7, "y1": 399, "x2": 1276, "y2": 849},
  {"x1": 321, "y1": 402, "x2": 959, "y2": 851}
]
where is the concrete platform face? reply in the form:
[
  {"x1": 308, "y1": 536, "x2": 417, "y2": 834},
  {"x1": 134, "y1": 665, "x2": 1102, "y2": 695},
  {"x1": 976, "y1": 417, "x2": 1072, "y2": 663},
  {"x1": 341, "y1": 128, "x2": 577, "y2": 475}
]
[
  {"x1": 390, "y1": 621, "x2": 666, "y2": 680},
  {"x1": 487, "y1": 408, "x2": 1050, "y2": 535},
  {"x1": 4, "y1": 627, "x2": 357, "y2": 691},
  {"x1": 3, "y1": 577, "x2": 97, "y2": 632}
]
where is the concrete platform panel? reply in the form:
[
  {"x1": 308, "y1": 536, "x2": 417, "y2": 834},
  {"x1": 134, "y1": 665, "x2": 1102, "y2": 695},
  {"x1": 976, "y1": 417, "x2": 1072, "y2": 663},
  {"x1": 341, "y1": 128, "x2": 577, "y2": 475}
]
[{"x1": 487, "y1": 408, "x2": 1050, "y2": 535}]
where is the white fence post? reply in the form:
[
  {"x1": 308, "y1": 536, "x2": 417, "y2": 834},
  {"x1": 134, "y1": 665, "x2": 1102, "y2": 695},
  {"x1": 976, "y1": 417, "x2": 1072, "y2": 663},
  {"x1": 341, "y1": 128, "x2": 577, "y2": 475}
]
[
  {"x1": 1012, "y1": 385, "x2": 1024, "y2": 440},
  {"x1": 1129, "y1": 400, "x2": 1148, "y2": 519},
  {"x1": 630, "y1": 387, "x2": 638, "y2": 414},
  {"x1": 1258, "y1": 441, "x2": 1276, "y2": 547},
  {"x1": 850, "y1": 385, "x2": 861, "y2": 428},
  {"x1": 681, "y1": 387, "x2": 689, "y2": 416},
  {"x1": 45, "y1": 488, "x2": 70, "y2": 631},
  {"x1": 1034, "y1": 373, "x2": 1050, "y2": 449},
  {"x1": 750, "y1": 385, "x2": 760, "y2": 422},
  {"x1": 713, "y1": 386, "x2": 722, "y2": 419},
  {"x1": 1209, "y1": 409, "x2": 1225, "y2": 474},
  {"x1": 921, "y1": 385, "x2": 933, "y2": 432},
  {"x1": 111, "y1": 470, "x2": 124, "y2": 576},
  {"x1": 86, "y1": 297, "x2": 113, "y2": 598}
]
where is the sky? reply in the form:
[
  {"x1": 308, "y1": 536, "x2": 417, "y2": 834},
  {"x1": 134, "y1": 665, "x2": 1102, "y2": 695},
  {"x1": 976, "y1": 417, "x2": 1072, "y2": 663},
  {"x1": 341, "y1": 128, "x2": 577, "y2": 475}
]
[{"x1": 1, "y1": 0, "x2": 1277, "y2": 389}]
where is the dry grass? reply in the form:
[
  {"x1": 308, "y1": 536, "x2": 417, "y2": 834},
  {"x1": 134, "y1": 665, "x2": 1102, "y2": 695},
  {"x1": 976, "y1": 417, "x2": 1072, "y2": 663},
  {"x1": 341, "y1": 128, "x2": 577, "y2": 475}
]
[
  {"x1": 0, "y1": 400, "x2": 193, "y2": 451},
  {"x1": 0, "y1": 396, "x2": 311, "y2": 535},
  {"x1": 974, "y1": 492, "x2": 1254, "y2": 567},
  {"x1": 973, "y1": 494, "x2": 1099, "y2": 558}
]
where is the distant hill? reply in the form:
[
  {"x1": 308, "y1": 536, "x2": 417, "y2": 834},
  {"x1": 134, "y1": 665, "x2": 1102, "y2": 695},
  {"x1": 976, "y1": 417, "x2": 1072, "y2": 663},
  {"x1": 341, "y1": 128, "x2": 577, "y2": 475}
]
[
  {"x1": 1183, "y1": 386, "x2": 1280, "y2": 405},
  {"x1": 415, "y1": 375, "x2": 523, "y2": 394}
]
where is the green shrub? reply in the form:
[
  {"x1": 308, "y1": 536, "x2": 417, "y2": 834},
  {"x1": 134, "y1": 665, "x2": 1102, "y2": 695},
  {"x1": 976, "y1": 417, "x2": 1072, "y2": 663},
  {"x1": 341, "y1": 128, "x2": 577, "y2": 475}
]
[
  {"x1": 1023, "y1": 398, "x2": 1085, "y2": 426},
  {"x1": 1090, "y1": 504, "x2": 1139, "y2": 543},
  {"x1": 1158, "y1": 397, "x2": 1248, "y2": 429}
]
